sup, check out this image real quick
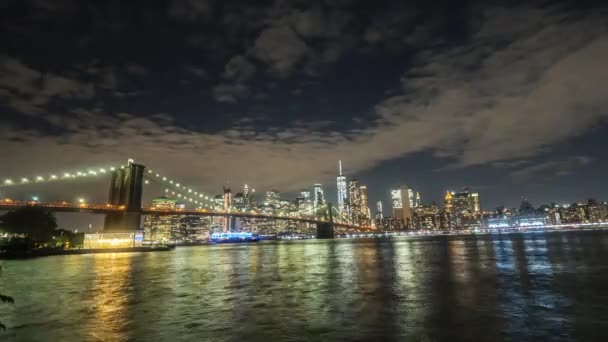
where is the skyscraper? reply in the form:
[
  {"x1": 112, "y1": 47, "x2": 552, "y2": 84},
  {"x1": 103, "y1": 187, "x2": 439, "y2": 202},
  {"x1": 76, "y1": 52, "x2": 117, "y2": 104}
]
[
  {"x1": 391, "y1": 186, "x2": 412, "y2": 228},
  {"x1": 376, "y1": 200, "x2": 383, "y2": 220},
  {"x1": 360, "y1": 185, "x2": 371, "y2": 225},
  {"x1": 348, "y1": 179, "x2": 361, "y2": 224},
  {"x1": 336, "y1": 160, "x2": 348, "y2": 215},
  {"x1": 313, "y1": 184, "x2": 325, "y2": 209},
  {"x1": 265, "y1": 190, "x2": 280, "y2": 208}
]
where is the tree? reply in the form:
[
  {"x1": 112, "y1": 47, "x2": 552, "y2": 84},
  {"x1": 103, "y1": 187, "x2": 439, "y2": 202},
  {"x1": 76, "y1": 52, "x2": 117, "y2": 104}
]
[
  {"x1": 0, "y1": 206, "x2": 58, "y2": 244},
  {"x1": 0, "y1": 266, "x2": 14, "y2": 330}
]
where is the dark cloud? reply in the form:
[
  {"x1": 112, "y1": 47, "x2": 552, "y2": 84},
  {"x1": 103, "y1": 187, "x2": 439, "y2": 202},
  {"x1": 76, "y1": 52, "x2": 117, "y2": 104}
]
[{"x1": 511, "y1": 156, "x2": 593, "y2": 182}]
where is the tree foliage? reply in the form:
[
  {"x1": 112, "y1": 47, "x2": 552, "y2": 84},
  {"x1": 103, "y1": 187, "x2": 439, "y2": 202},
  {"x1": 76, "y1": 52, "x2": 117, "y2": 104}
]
[{"x1": 0, "y1": 206, "x2": 58, "y2": 243}]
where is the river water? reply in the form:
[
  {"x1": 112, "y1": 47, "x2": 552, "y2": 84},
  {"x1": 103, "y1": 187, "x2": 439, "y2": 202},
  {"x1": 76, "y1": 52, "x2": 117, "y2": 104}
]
[{"x1": 1, "y1": 230, "x2": 608, "y2": 341}]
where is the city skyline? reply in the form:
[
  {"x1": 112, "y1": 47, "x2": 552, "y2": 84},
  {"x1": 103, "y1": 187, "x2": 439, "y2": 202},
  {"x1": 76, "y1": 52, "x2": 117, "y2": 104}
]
[{"x1": 1, "y1": 1, "x2": 608, "y2": 217}]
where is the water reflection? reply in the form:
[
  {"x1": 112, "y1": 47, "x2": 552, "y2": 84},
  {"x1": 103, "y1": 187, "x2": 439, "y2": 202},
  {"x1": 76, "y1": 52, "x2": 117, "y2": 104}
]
[{"x1": 2, "y1": 231, "x2": 608, "y2": 341}]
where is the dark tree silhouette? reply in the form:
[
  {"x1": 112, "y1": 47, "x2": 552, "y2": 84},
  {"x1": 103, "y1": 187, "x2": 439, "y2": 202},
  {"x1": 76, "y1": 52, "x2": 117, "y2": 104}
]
[{"x1": 0, "y1": 206, "x2": 58, "y2": 244}]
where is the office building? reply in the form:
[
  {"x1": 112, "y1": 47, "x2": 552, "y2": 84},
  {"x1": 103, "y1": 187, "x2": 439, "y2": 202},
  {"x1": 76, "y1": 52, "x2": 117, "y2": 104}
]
[
  {"x1": 336, "y1": 160, "x2": 348, "y2": 215},
  {"x1": 391, "y1": 186, "x2": 412, "y2": 228}
]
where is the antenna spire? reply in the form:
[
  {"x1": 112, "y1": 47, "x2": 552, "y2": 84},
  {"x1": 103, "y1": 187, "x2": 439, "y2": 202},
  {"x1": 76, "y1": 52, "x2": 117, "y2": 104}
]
[{"x1": 338, "y1": 160, "x2": 342, "y2": 176}]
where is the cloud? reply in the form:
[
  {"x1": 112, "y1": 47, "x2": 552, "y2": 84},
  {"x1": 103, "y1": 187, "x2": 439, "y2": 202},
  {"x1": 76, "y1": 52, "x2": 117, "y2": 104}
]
[
  {"x1": 252, "y1": 25, "x2": 311, "y2": 77},
  {"x1": 510, "y1": 156, "x2": 593, "y2": 182},
  {"x1": 183, "y1": 64, "x2": 208, "y2": 78},
  {"x1": 125, "y1": 63, "x2": 147, "y2": 76},
  {"x1": 374, "y1": 7, "x2": 608, "y2": 168},
  {"x1": 222, "y1": 55, "x2": 256, "y2": 82},
  {"x1": 168, "y1": 0, "x2": 214, "y2": 22},
  {"x1": 0, "y1": 55, "x2": 94, "y2": 114},
  {"x1": 212, "y1": 83, "x2": 249, "y2": 103}
]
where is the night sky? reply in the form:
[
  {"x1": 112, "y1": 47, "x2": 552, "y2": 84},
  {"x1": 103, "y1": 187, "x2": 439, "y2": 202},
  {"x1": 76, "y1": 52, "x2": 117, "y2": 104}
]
[{"x1": 1, "y1": 0, "x2": 608, "y2": 229}]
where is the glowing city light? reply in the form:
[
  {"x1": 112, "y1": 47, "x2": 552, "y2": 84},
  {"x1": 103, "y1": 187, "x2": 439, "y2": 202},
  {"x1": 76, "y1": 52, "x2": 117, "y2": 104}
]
[
  {"x1": 21, "y1": 178, "x2": 29, "y2": 183},
  {"x1": 4, "y1": 179, "x2": 12, "y2": 184},
  {"x1": 36, "y1": 176, "x2": 44, "y2": 181}
]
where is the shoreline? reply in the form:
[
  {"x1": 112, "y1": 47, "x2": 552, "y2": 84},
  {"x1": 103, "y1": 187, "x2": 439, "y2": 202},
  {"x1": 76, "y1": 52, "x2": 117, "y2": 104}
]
[{"x1": 0, "y1": 245, "x2": 175, "y2": 260}]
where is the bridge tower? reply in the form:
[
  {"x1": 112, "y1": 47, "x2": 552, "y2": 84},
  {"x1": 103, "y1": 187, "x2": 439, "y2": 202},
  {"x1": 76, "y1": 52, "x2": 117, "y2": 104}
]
[
  {"x1": 316, "y1": 202, "x2": 335, "y2": 239},
  {"x1": 103, "y1": 160, "x2": 145, "y2": 231}
]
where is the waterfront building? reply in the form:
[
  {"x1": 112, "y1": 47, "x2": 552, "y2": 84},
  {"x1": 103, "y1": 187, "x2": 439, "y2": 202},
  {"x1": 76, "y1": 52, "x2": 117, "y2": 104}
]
[
  {"x1": 447, "y1": 189, "x2": 482, "y2": 228},
  {"x1": 413, "y1": 204, "x2": 440, "y2": 230},
  {"x1": 391, "y1": 186, "x2": 412, "y2": 228}
]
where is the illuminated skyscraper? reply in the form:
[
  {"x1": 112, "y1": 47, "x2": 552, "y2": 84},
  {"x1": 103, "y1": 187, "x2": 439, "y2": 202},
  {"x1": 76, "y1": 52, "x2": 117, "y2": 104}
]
[
  {"x1": 446, "y1": 189, "x2": 481, "y2": 228},
  {"x1": 336, "y1": 160, "x2": 348, "y2": 215},
  {"x1": 348, "y1": 179, "x2": 361, "y2": 223},
  {"x1": 265, "y1": 190, "x2": 280, "y2": 208},
  {"x1": 376, "y1": 201, "x2": 383, "y2": 220},
  {"x1": 360, "y1": 185, "x2": 371, "y2": 225},
  {"x1": 313, "y1": 184, "x2": 325, "y2": 209},
  {"x1": 408, "y1": 188, "x2": 416, "y2": 208},
  {"x1": 299, "y1": 191, "x2": 312, "y2": 213},
  {"x1": 391, "y1": 186, "x2": 412, "y2": 228}
]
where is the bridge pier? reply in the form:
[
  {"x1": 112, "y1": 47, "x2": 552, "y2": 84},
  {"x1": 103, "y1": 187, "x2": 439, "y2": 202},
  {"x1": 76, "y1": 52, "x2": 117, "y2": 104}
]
[
  {"x1": 316, "y1": 203, "x2": 335, "y2": 239},
  {"x1": 103, "y1": 161, "x2": 145, "y2": 232}
]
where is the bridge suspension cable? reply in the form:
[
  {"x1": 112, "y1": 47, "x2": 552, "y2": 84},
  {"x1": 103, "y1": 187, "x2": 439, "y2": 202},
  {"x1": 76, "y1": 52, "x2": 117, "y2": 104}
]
[
  {"x1": 1, "y1": 164, "x2": 121, "y2": 188},
  {"x1": 143, "y1": 169, "x2": 216, "y2": 209}
]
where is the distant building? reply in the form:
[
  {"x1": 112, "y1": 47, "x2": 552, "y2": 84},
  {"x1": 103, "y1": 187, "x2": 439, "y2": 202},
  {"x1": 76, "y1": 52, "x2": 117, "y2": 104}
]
[
  {"x1": 336, "y1": 160, "x2": 348, "y2": 215},
  {"x1": 391, "y1": 186, "x2": 412, "y2": 228},
  {"x1": 313, "y1": 184, "x2": 325, "y2": 209},
  {"x1": 376, "y1": 201, "x2": 384, "y2": 221},
  {"x1": 413, "y1": 204, "x2": 440, "y2": 230},
  {"x1": 265, "y1": 190, "x2": 281, "y2": 208}
]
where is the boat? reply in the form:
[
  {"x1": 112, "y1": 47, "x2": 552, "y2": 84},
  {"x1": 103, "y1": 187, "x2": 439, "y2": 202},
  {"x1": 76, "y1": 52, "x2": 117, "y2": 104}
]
[{"x1": 209, "y1": 232, "x2": 260, "y2": 243}]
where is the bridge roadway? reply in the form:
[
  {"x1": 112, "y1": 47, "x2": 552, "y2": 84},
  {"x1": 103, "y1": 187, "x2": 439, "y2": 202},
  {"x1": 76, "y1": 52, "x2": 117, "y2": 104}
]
[{"x1": 0, "y1": 201, "x2": 371, "y2": 230}]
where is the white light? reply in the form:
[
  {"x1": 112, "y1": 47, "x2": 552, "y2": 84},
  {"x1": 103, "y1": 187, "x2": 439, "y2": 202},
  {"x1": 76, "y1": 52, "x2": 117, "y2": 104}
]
[
  {"x1": 156, "y1": 174, "x2": 159, "y2": 177},
  {"x1": 50, "y1": 175, "x2": 57, "y2": 179},
  {"x1": 162, "y1": 177, "x2": 167, "y2": 181},
  {"x1": 177, "y1": 194, "x2": 182, "y2": 198},
  {"x1": 205, "y1": 196, "x2": 209, "y2": 200},
  {"x1": 169, "y1": 180, "x2": 173, "y2": 184},
  {"x1": 194, "y1": 192, "x2": 198, "y2": 195},
  {"x1": 32, "y1": 196, "x2": 39, "y2": 201},
  {"x1": 78, "y1": 198, "x2": 85, "y2": 203},
  {"x1": 110, "y1": 167, "x2": 116, "y2": 171},
  {"x1": 21, "y1": 178, "x2": 29, "y2": 183},
  {"x1": 148, "y1": 170, "x2": 152, "y2": 173},
  {"x1": 188, "y1": 189, "x2": 192, "y2": 193},
  {"x1": 77, "y1": 172, "x2": 83, "y2": 176},
  {"x1": 89, "y1": 171, "x2": 97, "y2": 175},
  {"x1": 171, "y1": 192, "x2": 175, "y2": 195},
  {"x1": 4, "y1": 179, "x2": 12, "y2": 184},
  {"x1": 36, "y1": 176, "x2": 44, "y2": 181},
  {"x1": 99, "y1": 168, "x2": 106, "y2": 173},
  {"x1": 144, "y1": 180, "x2": 149, "y2": 184},
  {"x1": 165, "y1": 189, "x2": 169, "y2": 192},
  {"x1": 199, "y1": 194, "x2": 203, "y2": 198},
  {"x1": 64, "y1": 173, "x2": 71, "y2": 178},
  {"x1": 176, "y1": 183, "x2": 180, "y2": 187}
]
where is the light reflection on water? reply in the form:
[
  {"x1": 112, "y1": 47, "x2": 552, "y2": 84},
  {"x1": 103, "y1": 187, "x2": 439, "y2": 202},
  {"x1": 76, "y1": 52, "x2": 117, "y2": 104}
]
[{"x1": 1, "y1": 231, "x2": 608, "y2": 341}]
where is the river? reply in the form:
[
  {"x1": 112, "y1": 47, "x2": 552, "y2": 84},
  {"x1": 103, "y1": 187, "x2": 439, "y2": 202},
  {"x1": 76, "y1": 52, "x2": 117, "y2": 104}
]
[{"x1": 1, "y1": 230, "x2": 608, "y2": 341}]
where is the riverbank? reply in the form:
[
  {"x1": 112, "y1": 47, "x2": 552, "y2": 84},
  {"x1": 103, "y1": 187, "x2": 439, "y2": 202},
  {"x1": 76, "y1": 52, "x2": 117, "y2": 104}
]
[{"x1": 0, "y1": 245, "x2": 175, "y2": 259}]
